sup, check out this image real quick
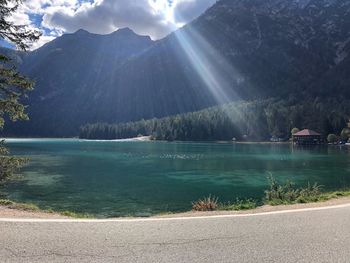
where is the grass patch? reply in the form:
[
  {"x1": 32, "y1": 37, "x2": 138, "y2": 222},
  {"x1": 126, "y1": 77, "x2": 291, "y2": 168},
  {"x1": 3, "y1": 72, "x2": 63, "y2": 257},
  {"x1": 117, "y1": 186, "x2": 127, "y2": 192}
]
[
  {"x1": 13, "y1": 203, "x2": 40, "y2": 211},
  {"x1": 220, "y1": 199, "x2": 258, "y2": 211},
  {"x1": 317, "y1": 190, "x2": 350, "y2": 202},
  {"x1": 0, "y1": 199, "x2": 40, "y2": 211},
  {"x1": 0, "y1": 199, "x2": 14, "y2": 206}
]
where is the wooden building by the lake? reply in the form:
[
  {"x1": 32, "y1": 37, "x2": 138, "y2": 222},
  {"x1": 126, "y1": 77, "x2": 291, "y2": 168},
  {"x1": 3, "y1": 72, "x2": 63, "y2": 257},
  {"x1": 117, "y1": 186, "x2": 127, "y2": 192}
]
[{"x1": 292, "y1": 129, "x2": 323, "y2": 145}]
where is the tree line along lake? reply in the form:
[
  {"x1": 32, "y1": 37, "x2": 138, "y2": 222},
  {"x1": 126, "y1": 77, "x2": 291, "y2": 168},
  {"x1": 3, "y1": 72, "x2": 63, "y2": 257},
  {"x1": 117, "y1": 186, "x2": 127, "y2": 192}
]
[{"x1": 3, "y1": 139, "x2": 350, "y2": 217}]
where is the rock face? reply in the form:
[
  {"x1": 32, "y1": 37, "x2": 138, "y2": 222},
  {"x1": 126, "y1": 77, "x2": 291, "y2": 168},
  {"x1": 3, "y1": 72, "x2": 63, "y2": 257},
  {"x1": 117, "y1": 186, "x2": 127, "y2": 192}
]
[{"x1": 2, "y1": 0, "x2": 350, "y2": 137}]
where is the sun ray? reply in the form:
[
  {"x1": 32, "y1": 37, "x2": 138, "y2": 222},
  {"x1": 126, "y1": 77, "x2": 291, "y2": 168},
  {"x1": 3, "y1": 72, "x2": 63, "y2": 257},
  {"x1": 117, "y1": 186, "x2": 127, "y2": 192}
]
[{"x1": 173, "y1": 23, "x2": 270, "y2": 137}]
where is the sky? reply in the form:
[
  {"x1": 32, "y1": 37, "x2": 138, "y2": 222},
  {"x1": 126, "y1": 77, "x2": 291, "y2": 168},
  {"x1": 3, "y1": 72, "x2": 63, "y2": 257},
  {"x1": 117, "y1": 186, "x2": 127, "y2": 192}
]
[{"x1": 8, "y1": 0, "x2": 217, "y2": 50}]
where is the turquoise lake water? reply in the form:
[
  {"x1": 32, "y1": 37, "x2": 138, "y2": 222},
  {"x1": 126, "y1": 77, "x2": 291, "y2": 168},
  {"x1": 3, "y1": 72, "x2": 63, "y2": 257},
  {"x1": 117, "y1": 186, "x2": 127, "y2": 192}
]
[{"x1": 3, "y1": 139, "x2": 350, "y2": 217}]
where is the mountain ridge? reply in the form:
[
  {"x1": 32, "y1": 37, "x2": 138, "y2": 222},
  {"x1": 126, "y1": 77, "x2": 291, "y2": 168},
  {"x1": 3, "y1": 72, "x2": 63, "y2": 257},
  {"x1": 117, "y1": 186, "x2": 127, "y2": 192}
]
[{"x1": 2, "y1": 0, "x2": 350, "y2": 137}]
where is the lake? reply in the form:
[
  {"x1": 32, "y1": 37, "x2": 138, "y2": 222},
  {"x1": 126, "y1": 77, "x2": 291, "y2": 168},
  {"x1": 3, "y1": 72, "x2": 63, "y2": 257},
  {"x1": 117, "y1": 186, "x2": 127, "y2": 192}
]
[{"x1": 3, "y1": 139, "x2": 350, "y2": 217}]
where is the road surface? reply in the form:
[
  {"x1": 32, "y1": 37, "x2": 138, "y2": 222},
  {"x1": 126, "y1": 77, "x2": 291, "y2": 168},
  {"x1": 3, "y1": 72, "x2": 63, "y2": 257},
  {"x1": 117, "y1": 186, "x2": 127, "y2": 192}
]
[{"x1": 1, "y1": 204, "x2": 350, "y2": 262}]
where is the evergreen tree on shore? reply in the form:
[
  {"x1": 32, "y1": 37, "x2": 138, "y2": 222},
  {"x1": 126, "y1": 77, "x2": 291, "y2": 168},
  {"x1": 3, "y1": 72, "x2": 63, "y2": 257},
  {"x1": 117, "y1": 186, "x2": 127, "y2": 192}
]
[
  {"x1": 0, "y1": 0, "x2": 40, "y2": 181},
  {"x1": 80, "y1": 98, "x2": 350, "y2": 142}
]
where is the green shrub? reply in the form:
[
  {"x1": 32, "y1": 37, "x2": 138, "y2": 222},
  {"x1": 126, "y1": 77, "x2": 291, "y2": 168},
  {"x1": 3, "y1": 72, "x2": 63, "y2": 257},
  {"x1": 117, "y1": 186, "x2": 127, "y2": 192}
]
[
  {"x1": 265, "y1": 176, "x2": 322, "y2": 205},
  {"x1": 327, "y1": 134, "x2": 338, "y2": 143}
]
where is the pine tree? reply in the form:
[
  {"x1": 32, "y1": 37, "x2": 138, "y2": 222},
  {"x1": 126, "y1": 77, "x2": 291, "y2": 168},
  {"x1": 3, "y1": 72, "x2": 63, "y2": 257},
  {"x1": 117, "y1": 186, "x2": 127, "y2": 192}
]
[{"x1": 0, "y1": 0, "x2": 40, "y2": 181}]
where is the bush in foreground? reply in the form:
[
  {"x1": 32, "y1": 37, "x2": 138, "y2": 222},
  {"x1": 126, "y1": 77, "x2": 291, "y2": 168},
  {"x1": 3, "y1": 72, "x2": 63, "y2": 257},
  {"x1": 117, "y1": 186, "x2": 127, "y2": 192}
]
[
  {"x1": 264, "y1": 176, "x2": 322, "y2": 205},
  {"x1": 191, "y1": 176, "x2": 341, "y2": 212},
  {"x1": 192, "y1": 195, "x2": 219, "y2": 211},
  {"x1": 192, "y1": 196, "x2": 258, "y2": 212}
]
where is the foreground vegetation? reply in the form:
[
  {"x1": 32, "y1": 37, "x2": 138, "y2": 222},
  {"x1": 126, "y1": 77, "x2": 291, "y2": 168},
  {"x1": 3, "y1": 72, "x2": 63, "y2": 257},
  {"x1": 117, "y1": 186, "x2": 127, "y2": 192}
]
[
  {"x1": 192, "y1": 176, "x2": 350, "y2": 212},
  {"x1": 1, "y1": 177, "x2": 349, "y2": 218},
  {"x1": 0, "y1": 0, "x2": 40, "y2": 183},
  {"x1": 0, "y1": 199, "x2": 92, "y2": 218},
  {"x1": 80, "y1": 98, "x2": 350, "y2": 142}
]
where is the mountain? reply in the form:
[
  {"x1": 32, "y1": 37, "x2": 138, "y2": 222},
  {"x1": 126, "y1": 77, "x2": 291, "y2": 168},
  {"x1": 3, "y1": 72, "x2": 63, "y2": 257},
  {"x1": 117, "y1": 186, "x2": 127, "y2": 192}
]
[
  {"x1": 2, "y1": 0, "x2": 350, "y2": 137},
  {"x1": 2, "y1": 28, "x2": 155, "y2": 136}
]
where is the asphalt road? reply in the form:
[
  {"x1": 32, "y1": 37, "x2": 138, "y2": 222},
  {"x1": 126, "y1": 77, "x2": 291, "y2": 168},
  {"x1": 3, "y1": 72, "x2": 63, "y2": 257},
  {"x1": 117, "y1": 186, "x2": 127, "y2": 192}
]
[{"x1": 1, "y1": 205, "x2": 350, "y2": 263}]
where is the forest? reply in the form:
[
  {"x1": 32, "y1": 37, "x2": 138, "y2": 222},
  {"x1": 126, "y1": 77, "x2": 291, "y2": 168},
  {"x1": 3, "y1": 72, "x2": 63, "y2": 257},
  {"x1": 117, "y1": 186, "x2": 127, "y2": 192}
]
[{"x1": 79, "y1": 97, "x2": 350, "y2": 141}]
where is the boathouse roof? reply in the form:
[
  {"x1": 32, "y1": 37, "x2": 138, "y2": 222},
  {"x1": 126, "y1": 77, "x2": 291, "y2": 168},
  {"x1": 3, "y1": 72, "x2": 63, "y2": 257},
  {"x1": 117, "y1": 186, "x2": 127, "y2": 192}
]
[{"x1": 293, "y1": 129, "x2": 321, "y2": 136}]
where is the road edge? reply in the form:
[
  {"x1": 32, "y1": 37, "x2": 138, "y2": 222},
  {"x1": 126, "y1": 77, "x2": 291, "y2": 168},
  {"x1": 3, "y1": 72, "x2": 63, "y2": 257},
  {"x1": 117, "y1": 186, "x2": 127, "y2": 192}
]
[{"x1": 1, "y1": 202, "x2": 350, "y2": 223}]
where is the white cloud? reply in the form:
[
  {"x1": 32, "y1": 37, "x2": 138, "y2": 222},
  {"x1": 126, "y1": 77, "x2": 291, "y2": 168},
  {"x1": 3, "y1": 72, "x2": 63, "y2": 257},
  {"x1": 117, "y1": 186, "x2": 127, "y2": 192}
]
[
  {"x1": 30, "y1": 35, "x2": 57, "y2": 50},
  {"x1": 42, "y1": 0, "x2": 176, "y2": 39},
  {"x1": 172, "y1": 0, "x2": 217, "y2": 25},
  {"x1": 9, "y1": 0, "x2": 216, "y2": 49}
]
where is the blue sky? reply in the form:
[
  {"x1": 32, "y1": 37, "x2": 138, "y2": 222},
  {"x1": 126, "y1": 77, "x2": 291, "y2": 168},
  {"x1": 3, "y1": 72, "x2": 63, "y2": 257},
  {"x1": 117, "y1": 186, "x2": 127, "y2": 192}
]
[{"x1": 7, "y1": 0, "x2": 216, "y2": 50}]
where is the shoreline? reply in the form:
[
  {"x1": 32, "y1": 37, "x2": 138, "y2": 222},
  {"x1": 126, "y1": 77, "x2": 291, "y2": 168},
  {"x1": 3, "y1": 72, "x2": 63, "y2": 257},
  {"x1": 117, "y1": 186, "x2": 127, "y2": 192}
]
[
  {"x1": 2, "y1": 136, "x2": 152, "y2": 142},
  {"x1": 0, "y1": 205, "x2": 70, "y2": 219},
  {"x1": 156, "y1": 196, "x2": 350, "y2": 218},
  {"x1": 1, "y1": 194, "x2": 350, "y2": 220},
  {"x1": 3, "y1": 137, "x2": 350, "y2": 146},
  {"x1": 0, "y1": 137, "x2": 296, "y2": 145},
  {"x1": 0, "y1": 200, "x2": 90, "y2": 219}
]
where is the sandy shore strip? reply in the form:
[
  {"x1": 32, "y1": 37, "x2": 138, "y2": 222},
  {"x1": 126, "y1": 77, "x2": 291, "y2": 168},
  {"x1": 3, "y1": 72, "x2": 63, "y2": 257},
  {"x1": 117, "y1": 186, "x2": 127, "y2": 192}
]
[
  {"x1": 0, "y1": 206, "x2": 70, "y2": 219},
  {"x1": 1, "y1": 196, "x2": 350, "y2": 220}
]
